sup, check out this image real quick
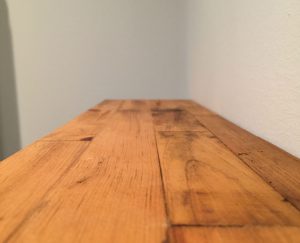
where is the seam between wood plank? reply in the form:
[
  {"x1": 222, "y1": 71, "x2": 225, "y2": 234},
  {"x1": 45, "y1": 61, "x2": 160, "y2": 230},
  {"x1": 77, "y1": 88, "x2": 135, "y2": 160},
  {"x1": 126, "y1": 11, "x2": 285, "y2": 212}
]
[
  {"x1": 191, "y1": 114, "x2": 300, "y2": 214},
  {"x1": 157, "y1": 131, "x2": 299, "y2": 227},
  {"x1": 152, "y1": 120, "x2": 171, "y2": 243}
]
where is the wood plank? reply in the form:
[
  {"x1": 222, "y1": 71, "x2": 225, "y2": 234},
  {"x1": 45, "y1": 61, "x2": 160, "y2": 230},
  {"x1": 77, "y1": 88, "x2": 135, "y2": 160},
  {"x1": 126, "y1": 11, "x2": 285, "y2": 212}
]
[
  {"x1": 187, "y1": 107, "x2": 300, "y2": 211},
  {"x1": 0, "y1": 110, "x2": 167, "y2": 243},
  {"x1": 239, "y1": 150, "x2": 300, "y2": 210},
  {"x1": 170, "y1": 226, "x2": 300, "y2": 243},
  {"x1": 42, "y1": 100, "x2": 122, "y2": 141},
  {"x1": 190, "y1": 114, "x2": 272, "y2": 154},
  {"x1": 152, "y1": 108, "x2": 206, "y2": 132},
  {"x1": 150, "y1": 100, "x2": 192, "y2": 108},
  {"x1": 148, "y1": 99, "x2": 213, "y2": 131},
  {"x1": 119, "y1": 99, "x2": 149, "y2": 111},
  {"x1": 156, "y1": 131, "x2": 300, "y2": 226},
  {"x1": 1, "y1": 99, "x2": 300, "y2": 242},
  {"x1": 0, "y1": 141, "x2": 90, "y2": 242},
  {"x1": 149, "y1": 100, "x2": 214, "y2": 116}
]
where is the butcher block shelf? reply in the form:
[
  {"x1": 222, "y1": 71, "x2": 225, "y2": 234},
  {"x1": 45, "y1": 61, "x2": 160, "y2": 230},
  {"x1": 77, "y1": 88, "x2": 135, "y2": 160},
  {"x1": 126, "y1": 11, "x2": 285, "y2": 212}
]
[{"x1": 1, "y1": 100, "x2": 300, "y2": 243}]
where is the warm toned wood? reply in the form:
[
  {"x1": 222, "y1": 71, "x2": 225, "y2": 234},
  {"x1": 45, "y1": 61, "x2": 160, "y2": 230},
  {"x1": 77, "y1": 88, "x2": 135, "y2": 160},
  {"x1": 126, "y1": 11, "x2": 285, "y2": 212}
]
[
  {"x1": 185, "y1": 104, "x2": 300, "y2": 210},
  {"x1": 149, "y1": 100, "x2": 214, "y2": 116},
  {"x1": 1, "y1": 99, "x2": 300, "y2": 243},
  {"x1": 239, "y1": 150, "x2": 300, "y2": 209},
  {"x1": 119, "y1": 99, "x2": 149, "y2": 111},
  {"x1": 152, "y1": 108, "x2": 206, "y2": 132},
  {"x1": 170, "y1": 226, "x2": 300, "y2": 243},
  {"x1": 42, "y1": 100, "x2": 122, "y2": 141},
  {"x1": 0, "y1": 141, "x2": 90, "y2": 242},
  {"x1": 156, "y1": 131, "x2": 300, "y2": 226},
  {"x1": 0, "y1": 103, "x2": 166, "y2": 242}
]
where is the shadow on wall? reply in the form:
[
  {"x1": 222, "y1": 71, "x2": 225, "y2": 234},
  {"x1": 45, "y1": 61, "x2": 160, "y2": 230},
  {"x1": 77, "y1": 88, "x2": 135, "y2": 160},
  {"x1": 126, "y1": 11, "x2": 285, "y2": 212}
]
[{"x1": 0, "y1": 0, "x2": 21, "y2": 160}]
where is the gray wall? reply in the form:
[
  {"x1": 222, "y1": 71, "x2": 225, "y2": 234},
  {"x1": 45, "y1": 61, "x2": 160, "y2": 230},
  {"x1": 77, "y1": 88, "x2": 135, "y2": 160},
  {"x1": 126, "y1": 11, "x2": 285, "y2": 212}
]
[
  {"x1": 1, "y1": 0, "x2": 187, "y2": 158},
  {"x1": 0, "y1": 0, "x2": 20, "y2": 159}
]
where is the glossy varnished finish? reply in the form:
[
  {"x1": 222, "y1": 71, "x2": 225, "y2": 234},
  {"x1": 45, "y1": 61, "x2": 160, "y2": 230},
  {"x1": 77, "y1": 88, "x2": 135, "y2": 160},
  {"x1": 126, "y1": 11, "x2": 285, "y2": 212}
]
[{"x1": 0, "y1": 100, "x2": 299, "y2": 243}]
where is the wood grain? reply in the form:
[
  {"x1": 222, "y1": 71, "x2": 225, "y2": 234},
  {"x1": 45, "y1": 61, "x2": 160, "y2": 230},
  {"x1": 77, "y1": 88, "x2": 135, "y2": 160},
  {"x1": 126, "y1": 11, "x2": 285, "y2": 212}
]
[
  {"x1": 119, "y1": 99, "x2": 149, "y2": 111},
  {"x1": 42, "y1": 100, "x2": 122, "y2": 141},
  {"x1": 0, "y1": 141, "x2": 90, "y2": 242},
  {"x1": 0, "y1": 109, "x2": 167, "y2": 243},
  {"x1": 186, "y1": 105, "x2": 300, "y2": 210},
  {"x1": 149, "y1": 100, "x2": 214, "y2": 116},
  {"x1": 156, "y1": 131, "x2": 300, "y2": 226},
  {"x1": 152, "y1": 109, "x2": 206, "y2": 132},
  {"x1": 1, "y1": 99, "x2": 300, "y2": 243},
  {"x1": 170, "y1": 226, "x2": 300, "y2": 243},
  {"x1": 148, "y1": 100, "x2": 206, "y2": 132}
]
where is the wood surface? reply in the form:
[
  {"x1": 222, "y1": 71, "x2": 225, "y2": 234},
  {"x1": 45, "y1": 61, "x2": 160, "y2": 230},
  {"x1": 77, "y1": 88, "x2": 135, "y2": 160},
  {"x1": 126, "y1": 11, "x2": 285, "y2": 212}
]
[
  {"x1": 184, "y1": 103, "x2": 300, "y2": 211},
  {"x1": 42, "y1": 100, "x2": 122, "y2": 141},
  {"x1": 0, "y1": 100, "x2": 299, "y2": 243},
  {"x1": 155, "y1": 131, "x2": 300, "y2": 226},
  {"x1": 152, "y1": 109, "x2": 206, "y2": 132},
  {"x1": 170, "y1": 226, "x2": 300, "y2": 243}
]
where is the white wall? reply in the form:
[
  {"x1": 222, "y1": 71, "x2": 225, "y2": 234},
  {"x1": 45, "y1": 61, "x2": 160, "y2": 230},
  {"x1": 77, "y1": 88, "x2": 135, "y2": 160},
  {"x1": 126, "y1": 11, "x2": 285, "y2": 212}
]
[
  {"x1": 2, "y1": 0, "x2": 299, "y2": 159},
  {"x1": 186, "y1": 0, "x2": 300, "y2": 157},
  {"x1": 6, "y1": 0, "x2": 187, "y2": 149}
]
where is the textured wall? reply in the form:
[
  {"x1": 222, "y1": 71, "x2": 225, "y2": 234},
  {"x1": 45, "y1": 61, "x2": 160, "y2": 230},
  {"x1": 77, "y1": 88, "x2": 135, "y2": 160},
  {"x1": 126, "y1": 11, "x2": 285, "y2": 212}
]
[{"x1": 187, "y1": 0, "x2": 300, "y2": 157}]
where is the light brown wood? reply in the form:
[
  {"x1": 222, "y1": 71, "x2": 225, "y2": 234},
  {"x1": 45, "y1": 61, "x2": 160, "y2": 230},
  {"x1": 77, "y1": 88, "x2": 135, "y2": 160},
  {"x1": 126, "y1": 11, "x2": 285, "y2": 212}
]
[
  {"x1": 42, "y1": 100, "x2": 122, "y2": 141},
  {"x1": 119, "y1": 99, "x2": 149, "y2": 111},
  {"x1": 0, "y1": 141, "x2": 90, "y2": 242},
  {"x1": 149, "y1": 100, "x2": 214, "y2": 116},
  {"x1": 152, "y1": 108, "x2": 207, "y2": 132},
  {"x1": 156, "y1": 131, "x2": 300, "y2": 226},
  {"x1": 185, "y1": 104, "x2": 300, "y2": 211},
  {"x1": 0, "y1": 103, "x2": 166, "y2": 243},
  {"x1": 1, "y1": 99, "x2": 300, "y2": 242},
  {"x1": 148, "y1": 100, "x2": 194, "y2": 110},
  {"x1": 170, "y1": 226, "x2": 300, "y2": 243}
]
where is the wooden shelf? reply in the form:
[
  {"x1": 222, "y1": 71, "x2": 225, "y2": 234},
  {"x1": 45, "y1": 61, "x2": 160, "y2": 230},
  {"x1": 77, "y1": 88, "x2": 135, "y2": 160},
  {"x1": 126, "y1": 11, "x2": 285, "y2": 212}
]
[{"x1": 0, "y1": 100, "x2": 299, "y2": 242}]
